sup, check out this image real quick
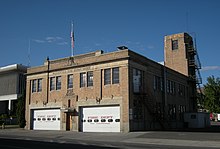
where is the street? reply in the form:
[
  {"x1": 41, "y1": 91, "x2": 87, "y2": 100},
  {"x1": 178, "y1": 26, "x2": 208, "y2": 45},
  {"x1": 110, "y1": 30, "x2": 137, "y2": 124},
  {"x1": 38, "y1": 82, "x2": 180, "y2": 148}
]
[
  {"x1": 0, "y1": 138, "x2": 215, "y2": 149},
  {"x1": 0, "y1": 129, "x2": 220, "y2": 149}
]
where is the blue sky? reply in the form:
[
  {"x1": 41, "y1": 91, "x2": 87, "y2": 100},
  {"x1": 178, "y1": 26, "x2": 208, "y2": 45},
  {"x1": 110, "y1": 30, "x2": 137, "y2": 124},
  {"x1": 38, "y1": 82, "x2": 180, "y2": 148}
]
[{"x1": 0, "y1": 0, "x2": 219, "y2": 85}]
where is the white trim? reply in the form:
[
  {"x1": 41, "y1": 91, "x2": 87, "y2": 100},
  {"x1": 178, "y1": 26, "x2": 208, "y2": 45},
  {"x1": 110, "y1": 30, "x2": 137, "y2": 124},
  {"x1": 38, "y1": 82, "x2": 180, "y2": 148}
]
[
  {"x1": 0, "y1": 94, "x2": 18, "y2": 101},
  {"x1": 0, "y1": 64, "x2": 17, "y2": 70}
]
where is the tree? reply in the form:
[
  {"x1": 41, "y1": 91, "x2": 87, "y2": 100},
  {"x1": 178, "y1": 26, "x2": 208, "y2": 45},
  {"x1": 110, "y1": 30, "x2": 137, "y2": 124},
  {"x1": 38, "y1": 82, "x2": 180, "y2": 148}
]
[
  {"x1": 204, "y1": 76, "x2": 220, "y2": 113},
  {"x1": 16, "y1": 90, "x2": 26, "y2": 128}
]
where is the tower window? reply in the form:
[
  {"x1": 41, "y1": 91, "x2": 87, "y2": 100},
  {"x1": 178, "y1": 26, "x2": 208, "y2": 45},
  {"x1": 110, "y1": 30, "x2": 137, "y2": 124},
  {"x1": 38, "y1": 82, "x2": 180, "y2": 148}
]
[{"x1": 172, "y1": 40, "x2": 178, "y2": 50}]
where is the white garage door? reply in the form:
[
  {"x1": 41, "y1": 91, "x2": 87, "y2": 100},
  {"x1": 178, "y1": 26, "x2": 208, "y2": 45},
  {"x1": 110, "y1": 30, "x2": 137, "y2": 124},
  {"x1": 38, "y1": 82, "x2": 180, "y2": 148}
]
[
  {"x1": 33, "y1": 109, "x2": 61, "y2": 130},
  {"x1": 80, "y1": 106, "x2": 120, "y2": 132}
]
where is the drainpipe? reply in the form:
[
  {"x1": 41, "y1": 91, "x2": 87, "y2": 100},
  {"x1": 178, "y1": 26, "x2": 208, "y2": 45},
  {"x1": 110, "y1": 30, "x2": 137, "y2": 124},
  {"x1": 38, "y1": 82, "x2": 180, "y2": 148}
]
[
  {"x1": 100, "y1": 69, "x2": 103, "y2": 100},
  {"x1": 46, "y1": 56, "x2": 50, "y2": 104}
]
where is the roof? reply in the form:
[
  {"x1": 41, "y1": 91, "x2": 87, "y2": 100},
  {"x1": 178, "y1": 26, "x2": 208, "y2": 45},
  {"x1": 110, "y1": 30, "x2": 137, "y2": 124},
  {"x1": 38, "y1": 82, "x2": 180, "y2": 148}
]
[{"x1": 0, "y1": 64, "x2": 28, "y2": 73}]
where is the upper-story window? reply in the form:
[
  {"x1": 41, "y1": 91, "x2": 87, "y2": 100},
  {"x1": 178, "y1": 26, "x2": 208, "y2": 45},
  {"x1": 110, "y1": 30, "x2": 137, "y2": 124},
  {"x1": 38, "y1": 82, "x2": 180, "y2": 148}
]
[
  {"x1": 50, "y1": 77, "x2": 55, "y2": 91},
  {"x1": 37, "y1": 79, "x2": 42, "y2": 92},
  {"x1": 80, "y1": 72, "x2": 86, "y2": 87},
  {"x1": 154, "y1": 75, "x2": 163, "y2": 91},
  {"x1": 80, "y1": 71, "x2": 94, "y2": 88},
  {"x1": 32, "y1": 79, "x2": 37, "y2": 93},
  {"x1": 67, "y1": 74, "x2": 73, "y2": 89},
  {"x1": 178, "y1": 83, "x2": 185, "y2": 97},
  {"x1": 56, "y1": 76, "x2": 61, "y2": 90},
  {"x1": 172, "y1": 40, "x2": 178, "y2": 50},
  {"x1": 112, "y1": 67, "x2": 119, "y2": 84},
  {"x1": 133, "y1": 68, "x2": 142, "y2": 93},
  {"x1": 104, "y1": 68, "x2": 111, "y2": 85},
  {"x1": 32, "y1": 78, "x2": 42, "y2": 93},
  {"x1": 87, "y1": 71, "x2": 93, "y2": 87},
  {"x1": 166, "y1": 79, "x2": 176, "y2": 95}
]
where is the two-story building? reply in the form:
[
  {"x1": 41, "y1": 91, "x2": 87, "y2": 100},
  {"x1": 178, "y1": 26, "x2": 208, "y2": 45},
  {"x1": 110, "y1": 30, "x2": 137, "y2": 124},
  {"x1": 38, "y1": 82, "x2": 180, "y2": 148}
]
[
  {"x1": 25, "y1": 33, "x2": 198, "y2": 132},
  {"x1": 0, "y1": 64, "x2": 27, "y2": 115}
]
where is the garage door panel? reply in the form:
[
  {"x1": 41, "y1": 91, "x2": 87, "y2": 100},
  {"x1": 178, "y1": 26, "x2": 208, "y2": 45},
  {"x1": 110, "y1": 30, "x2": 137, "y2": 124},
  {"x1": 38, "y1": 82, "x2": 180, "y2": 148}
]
[
  {"x1": 81, "y1": 106, "x2": 120, "y2": 132},
  {"x1": 33, "y1": 109, "x2": 61, "y2": 130}
]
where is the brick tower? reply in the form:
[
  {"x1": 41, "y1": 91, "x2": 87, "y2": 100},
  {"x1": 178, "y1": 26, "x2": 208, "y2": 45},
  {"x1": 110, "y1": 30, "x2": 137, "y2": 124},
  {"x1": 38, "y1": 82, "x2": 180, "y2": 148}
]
[{"x1": 164, "y1": 32, "x2": 202, "y2": 111}]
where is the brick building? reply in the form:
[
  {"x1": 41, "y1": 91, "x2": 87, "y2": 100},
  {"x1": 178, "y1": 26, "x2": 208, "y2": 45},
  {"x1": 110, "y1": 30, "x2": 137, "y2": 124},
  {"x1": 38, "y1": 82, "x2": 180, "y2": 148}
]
[{"x1": 25, "y1": 33, "x2": 198, "y2": 132}]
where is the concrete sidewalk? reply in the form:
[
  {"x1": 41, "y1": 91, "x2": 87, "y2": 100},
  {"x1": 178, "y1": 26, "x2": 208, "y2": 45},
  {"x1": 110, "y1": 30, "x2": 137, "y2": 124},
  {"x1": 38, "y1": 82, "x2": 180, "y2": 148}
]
[{"x1": 0, "y1": 129, "x2": 220, "y2": 148}]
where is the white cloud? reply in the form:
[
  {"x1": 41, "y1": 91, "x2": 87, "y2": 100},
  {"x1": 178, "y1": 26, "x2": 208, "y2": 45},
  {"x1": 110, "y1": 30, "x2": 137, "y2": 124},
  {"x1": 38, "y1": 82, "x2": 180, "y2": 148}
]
[
  {"x1": 32, "y1": 39, "x2": 45, "y2": 43},
  {"x1": 57, "y1": 42, "x2": 68, "y2": 45},
  {"x1": 201, "y1": 66, "x2": 220, "y2": 72},
  {"x1": 147, "y1": 45, "x2": 155, "y2": 50},
  {"x1": 33, "y1": 36, "x2": 67, "y2": 45}
]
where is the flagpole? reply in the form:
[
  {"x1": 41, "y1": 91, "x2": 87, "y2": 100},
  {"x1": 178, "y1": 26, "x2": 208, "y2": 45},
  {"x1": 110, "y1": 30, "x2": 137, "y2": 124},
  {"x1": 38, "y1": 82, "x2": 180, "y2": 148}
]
[{"x1": 71, "y1": 21, "x2": 74, "y2": 57}]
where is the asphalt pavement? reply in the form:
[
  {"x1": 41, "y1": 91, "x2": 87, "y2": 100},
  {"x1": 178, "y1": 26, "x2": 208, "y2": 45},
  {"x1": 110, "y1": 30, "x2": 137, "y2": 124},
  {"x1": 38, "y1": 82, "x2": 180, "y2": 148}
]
[{"x1": 0, "y1": 128, "x2": 220, "y2": 148}]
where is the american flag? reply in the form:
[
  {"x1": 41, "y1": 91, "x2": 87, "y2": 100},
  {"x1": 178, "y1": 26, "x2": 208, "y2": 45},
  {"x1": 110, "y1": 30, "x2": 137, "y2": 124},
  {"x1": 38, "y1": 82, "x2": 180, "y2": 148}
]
[{"x1": 71, "y1": 23, "x2": 75, "y2": 49}]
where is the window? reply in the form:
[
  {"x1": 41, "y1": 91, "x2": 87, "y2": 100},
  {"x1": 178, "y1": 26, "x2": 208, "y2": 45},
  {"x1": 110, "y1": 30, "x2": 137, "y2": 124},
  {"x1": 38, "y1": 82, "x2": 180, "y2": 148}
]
[
  {"x1": 104, "y1": 68, "x2": 111, "y2": 85},
  {"x1": 172, "y1": 40, "x2": 178, "y2": 50},
  {"x1": 112, "y1": 67, "x2": 119, "y2": 84},
  {"x1": 133, "y1": 69, "x2": 142, "y2": 93},
  {"x1": 168, "y1": 104, "x2": 176, "y2": 120},
  {"x1": 154, "y1": 76, "x2": 163, "y2": 91},
  {"x1": 80, "y1": 72, "x2": 86, "y2": 87},
  {"x1": 56, "y1": 76, "x2": 61, "y2": 90},
  {"x1": 67, "y1": 74, "x2": 73, "y2": 89},
  {"x1": 133, "y1": 99, "x2": 143, "y2": 120},
  {"x1": 179, "y1": 105, "x2": 186, "y2": 120},
  {"x1": 167, "y1": 80, "x2": 169, "y2": 93},
  {"x1": 155, "y1": 102, "x2": 163, "y2": 120},
  {"x1": 50, "y1": 77, "x2": 55, "y2": 91},
  {"x1": 32, "y1": 79, "x2": 37, "y2": 93},
  {"x1": 37, "y1": 79, "x2": 42, "y2": 92},
  {"x1": 166, "y1": 80, "x2": 175, "y2": 95},
  {"x1": 87, "y1": 71, "x2": 93, "y2": 87},
  {"x1": 178, "y1": 84, "x2": 185, "y2": 97}
]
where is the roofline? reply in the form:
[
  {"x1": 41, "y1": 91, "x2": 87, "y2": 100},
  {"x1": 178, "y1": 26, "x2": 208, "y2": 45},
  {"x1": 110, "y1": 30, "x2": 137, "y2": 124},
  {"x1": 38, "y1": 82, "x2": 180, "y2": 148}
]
[{"x1": 0, "y1": 64, "x2": 28, "y2": 73}]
